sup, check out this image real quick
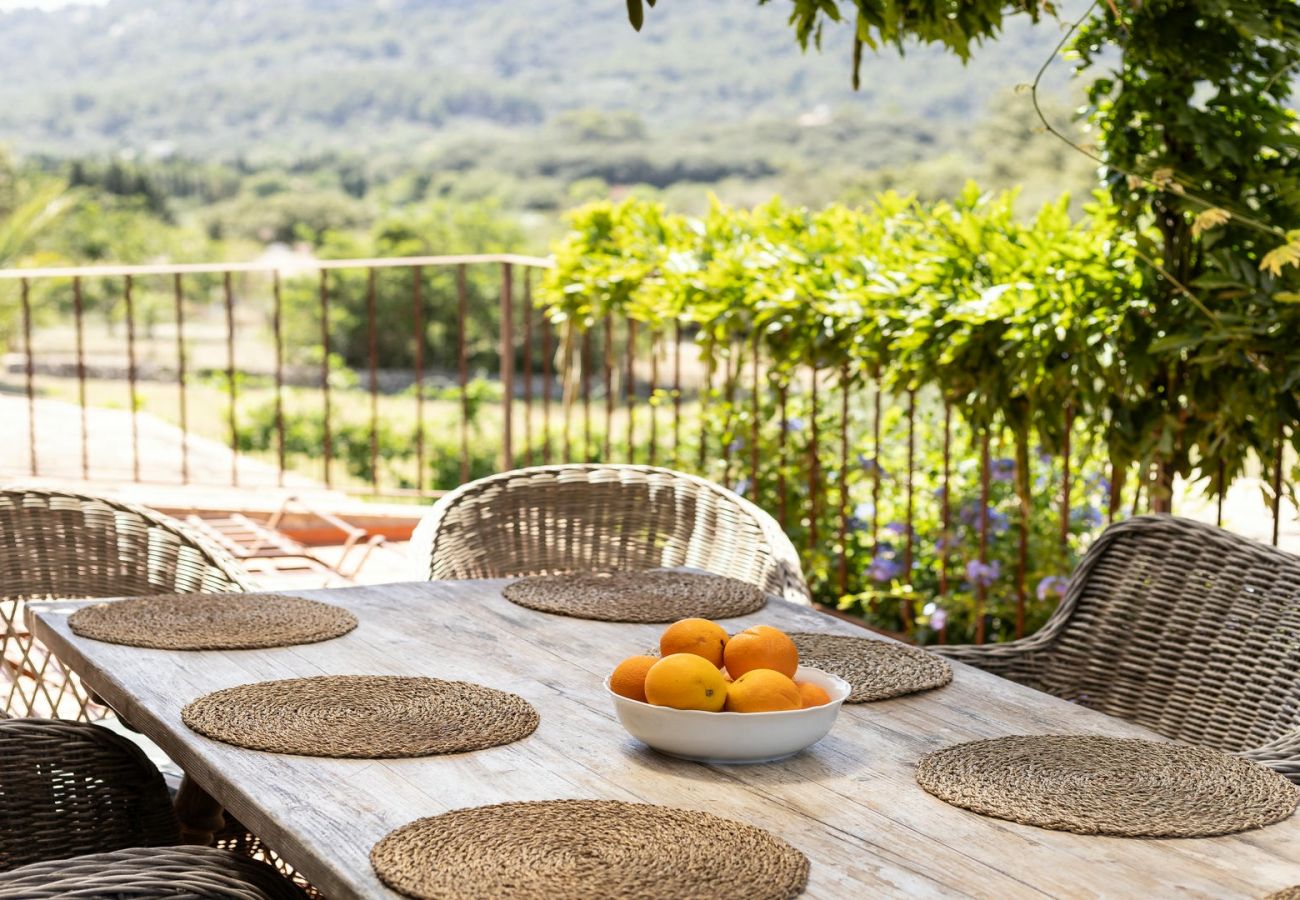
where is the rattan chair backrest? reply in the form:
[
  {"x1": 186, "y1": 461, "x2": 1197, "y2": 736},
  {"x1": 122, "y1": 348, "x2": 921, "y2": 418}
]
[
  {"x1": 411, "y1": 465, "x2": 810, "y2": 604},
  {"x1": 1035, "y1": 515, "x2": 1300, "y2": 753}
]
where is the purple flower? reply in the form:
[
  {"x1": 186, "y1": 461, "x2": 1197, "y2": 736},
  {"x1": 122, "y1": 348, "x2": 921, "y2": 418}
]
[
  {"x1": 933, "y1": 486, "x2": 947, "y2": 501},
  {"x1": 965, "y1": 559, "x2": 1001, "y2": 588},
  {"x1": 959, "y1": 502, "x2": 1009, "y2": 535},
  {"x1": 935, "y1": 533, "x2": 959, "y2": 552},
  {"x1": 990, "y1": 457, "x2": 1016, "y2": 483},
  {"x1": 929, "y1": 608, "x2": 948, "y2": 631},
  {"x1": 884, "y1": 521, "x2": 911, "y2": 537},
  {"x1": 727, "y1": 437, "x2": 744, "y2": 454},
  {"x1": 1071, "y1": 505, "x2": 1103, "y2": 528},
  {"x1": 846, "y1": 515, "x2": 868, "y2": 533},
  {"x1": 1036, "y1": 446, "x2": 1054, "y2": 464},
  {"x1": 869, "y1": 556, "x2": 903, "y2": 583},
  {"x1": 732, "y1": 478, "x2": 752, "y2": 496},
  {"x1": 784, "y1": 417, "x2": 805, "y2": 432},
  {"x1": 1037, "y1": 575, "x2": 1070, "y2": 601}
]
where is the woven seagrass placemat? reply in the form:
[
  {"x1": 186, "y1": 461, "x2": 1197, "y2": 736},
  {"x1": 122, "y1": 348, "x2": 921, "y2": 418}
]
[
  {"x1": 1265, "y1": 889, "x2": 1300, "y2": 900},
  {"x1": 502, "y1": 571, "x2": 765, "y2": 623},
  {"x1": 370, "y1": 799, "x2": 810, "y2": 900},
  {"x1": 790, "y1": 633, "x2": 952, "y2": 702},
  {"x1": 182, "y1": 675, "x2": 538, "y2": 758},
  {"x1": 69, "y1": 593, "x2": 357, "y2": 650},
  {"x1": 916, "y1": 734, "x2": 1299, "y2": 838}
]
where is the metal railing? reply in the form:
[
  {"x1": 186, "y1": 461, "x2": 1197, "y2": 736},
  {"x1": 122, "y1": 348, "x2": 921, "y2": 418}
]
[{"x1": 3, "y1": 253, "x2": 1293, "y2": 645}]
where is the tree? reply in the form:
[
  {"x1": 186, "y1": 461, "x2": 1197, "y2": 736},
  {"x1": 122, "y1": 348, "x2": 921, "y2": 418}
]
[{"x1": 625, "y1": 0, "x2": 1300, "y2": 510}]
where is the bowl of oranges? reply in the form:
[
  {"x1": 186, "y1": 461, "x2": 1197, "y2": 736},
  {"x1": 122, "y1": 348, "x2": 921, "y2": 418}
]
[{"x1": 605, "y1": 618, "x2": 851, "y2": 764}]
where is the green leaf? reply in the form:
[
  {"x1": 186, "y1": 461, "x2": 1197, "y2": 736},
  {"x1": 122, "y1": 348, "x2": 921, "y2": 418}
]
[{"x1": 626, "y1": 0, "x2": 644, "y2": 31}]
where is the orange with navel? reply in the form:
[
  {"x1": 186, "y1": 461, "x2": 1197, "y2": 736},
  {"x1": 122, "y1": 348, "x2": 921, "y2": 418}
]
[
  {"x1": 644, "y1": 653, "x2": 729, "y2": 712},
  {"x1": 723, "y1": 625, "x2": 799, "y2": 679},
  {"x1": 609, "y1": 655, "x2": 659, "y2": 703},
  {"x1": 797, "y1": 681, "x2": 831, "y2": 708},
  {"x1": 725, "y1": 668, "x2": 802, "y2": 712},
  {"x1": 659, "y1": 617, "x2": 729, "y2": 668}
]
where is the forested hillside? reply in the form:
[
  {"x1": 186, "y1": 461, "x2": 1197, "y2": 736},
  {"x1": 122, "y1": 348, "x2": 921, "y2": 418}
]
[{"x1": 0, "y1": 0, "x2": 1073, "y2": 161}]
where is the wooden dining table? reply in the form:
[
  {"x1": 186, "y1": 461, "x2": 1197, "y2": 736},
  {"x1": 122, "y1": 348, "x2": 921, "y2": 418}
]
[{"x1": 25, "y1": 580, "x2": 1300, "y2": 899}]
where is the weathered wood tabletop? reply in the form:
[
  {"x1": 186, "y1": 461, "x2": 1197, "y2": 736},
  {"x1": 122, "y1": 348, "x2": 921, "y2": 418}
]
[{"x1": 26, "y1": 582, "x2": 1300, "y2": 899}]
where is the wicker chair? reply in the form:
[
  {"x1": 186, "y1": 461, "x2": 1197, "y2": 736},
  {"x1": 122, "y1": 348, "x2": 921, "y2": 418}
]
[
  {"x1": 1, "y1": 486, "x2": 253, "y2": 720},
  {"x1": 0, "y1": 718, "x2": 179, "y2": 871},
  {"x1": 0, "y1": 846, "x2": 308, "y2": 899},
  {"x1": 0, "y1": 490, "x2": 311, "y2": 892},
  {"x1": 411, "y1": 464, "x2": 810, "y2": 604},
  {"x1": 936, "y1": 515, "x2": 1300, "y2": 782}
]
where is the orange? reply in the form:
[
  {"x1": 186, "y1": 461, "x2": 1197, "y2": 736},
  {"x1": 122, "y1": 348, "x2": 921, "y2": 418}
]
[
  {"x1": 725, "y1": 668, "x2": 801, "y2": 712},
  {"x1": 723, "y1": 625, "x2": 799, "y2": 679},
  {"x1": 644, "y1": 653, "x2": 729, "y2": 712},
  {"x1": 797, "y1": 681, "x2": 831, "y2": 708},
  {"x1": 659, "y1": 618, "x2": 729, "y2": 668},
  {"x1": 609, "y1": 655, "x2": 658, "y2": 703}
]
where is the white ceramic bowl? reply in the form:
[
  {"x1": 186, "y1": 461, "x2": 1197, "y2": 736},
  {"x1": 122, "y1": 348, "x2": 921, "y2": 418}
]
[{"x1": 606, "y1": 665, "x2": 851, "y2": 764}]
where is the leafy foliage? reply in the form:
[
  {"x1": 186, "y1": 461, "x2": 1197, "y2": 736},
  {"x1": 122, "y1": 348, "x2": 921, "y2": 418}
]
[{"x1": 541, "y1": 190, "x2": 1136, "y2": 641}]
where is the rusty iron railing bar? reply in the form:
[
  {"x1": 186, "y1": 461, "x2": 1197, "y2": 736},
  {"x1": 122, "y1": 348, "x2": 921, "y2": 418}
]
[
  {"x1": 750, "y1": 334, "x2": 761, "y2": 503},
  {"x1": 648, "y1": 329, "x2": 659, "y2": 466},
  {"x1": 1107, "y1": 462, "x2": 1122, "y2": 524},
  {"x1": 1015, "y1": 451, "x2": 1029, "y2": 640},
  {"x1": 523, "y1": 268, "x2": 534, "y2": 466},
  {"x1": 318, "y1": 270, "x2": 333, "y2": 487},
  {"x1": 457, "y1": 264, "x2": 470, "y2": 484},
  {"x1": 366, "y1": 267, "x2": 380, "y2": 495},
  {"x1": 582, "y1": 327, "x2": 592, "y2": 461},
  {"x1": 271, "y1": 271, "x2": 285, "y2": 486},
  {"x1": 500, "y1": 262, "x2": 514, "y2": 471},
  {"x1": 542, "y1": 310, "x2": 553, "y2": 464},
  {"x1": 939, "y1": 401, "x2": 952, "y2": 643},
  {"x1": 901, "y1": 387, "x2": 916, "y2": 635},
  {"x1": 412, "y1": 265, "x2": 424, "y2": 493},
  {"x1": 871, "y1": 368, "x2": 882, "y2": 556},
  {"x1": 808, "y1": 361, "x2": 819, "y2": 552},
  {"x1": 173, "y1": 274, "x2": 190, "y2": 485},
  {"x1": 124, "y1": 274, "x2": 141, "y2": 483},
  {"x1": 20, "y1": 278, "x2": 36, "y2": 475},
  {"x1": 626, "y1": 317, "x2": 636, "y2": 464},
  {"x1": 603, "y1": 313, "x2": 613, "y2": 460},
  {"x1": 976, "y1": 430, "x2": 991, "y2": 645},
  {"x1": 1274, "y1": 423, "x2": 1285, "y2": 547},
  {"x1": 562, "y1": 322, "x2": 574, "y2": 462},
  {"x1": 698, "y1": 345, "x2": 714, "y2": 474},
  {"x1": 0, "y1": 254, "x2": 554, "y2": 280},
  {"x1": 73, "y1": 276, "x2": 88, "y2": 479},
  {"x1": 673, "y1": 322, "x2": 683, "y2": 466},
  {"x1": 778, "y1": 381, "x2": 788, "y2": 530},
  {"x1": 1060, "y1": 404, "x2": 1073, "y2": 556},
  {"x1": 838, "y1": 363, "x2": 850, "y2": 597},
  {"x1": 720, "y1": 341, "x2": 738, "y2": 482},
  {"x1": 1216, "y1": 460, "x2": 1225, "y2": 527},
  {"x1": 223, "y1": 272, "x2": 238, "y2": 486}
]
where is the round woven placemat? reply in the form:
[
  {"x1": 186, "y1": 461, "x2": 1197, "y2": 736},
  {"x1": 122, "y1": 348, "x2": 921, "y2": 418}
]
[
  {"x1": 370, "y1": 800, "x2": 810, "y2": 900},
  {"x1": 916, "y1": 735, "x2": 1299, "y2": 838},
  {"x1": 790, "y1": 633, "x2": 952, "y2": 702},
  {"x1": 68, "y1": 593, "x2": 357, "y2": 650},
  {"x1": 182, "y1": 675, "x2": 538, "y2": 758},
  {"x1": 502, "y1": 571, "x2": 765, "y2": 623},
  {"x1": 1265, "y1": 889, "x2": 1300, "y2": 900}
]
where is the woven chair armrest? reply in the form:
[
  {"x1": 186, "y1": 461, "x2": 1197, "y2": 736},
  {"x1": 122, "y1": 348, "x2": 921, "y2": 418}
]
[
  {"x1": 931, "y1": 635, "x2": 1054, "y2": 690},
  {"x1": 1239, "y1": 731, "x2": 1300, "y2": 785}
]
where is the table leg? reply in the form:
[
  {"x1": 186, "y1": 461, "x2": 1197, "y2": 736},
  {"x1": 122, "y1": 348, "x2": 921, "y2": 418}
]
[{"x1": 175, "y1": 775, "x2": 226, "y2": 845}]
